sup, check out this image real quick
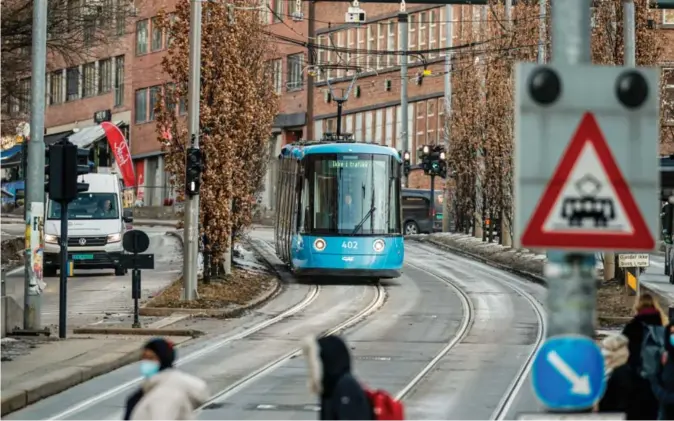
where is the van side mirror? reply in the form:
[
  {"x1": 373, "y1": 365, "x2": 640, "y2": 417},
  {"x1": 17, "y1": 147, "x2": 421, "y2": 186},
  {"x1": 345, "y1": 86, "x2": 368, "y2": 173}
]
[{"x1": 123, "y1": 208, "x2": 133, "y2": 223}]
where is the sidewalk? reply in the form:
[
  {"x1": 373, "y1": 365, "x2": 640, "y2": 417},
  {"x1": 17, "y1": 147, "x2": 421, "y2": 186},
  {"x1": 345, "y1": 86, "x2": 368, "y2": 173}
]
[{"x1": 1, "y1": 333, "x2": 192, "y2": 415}]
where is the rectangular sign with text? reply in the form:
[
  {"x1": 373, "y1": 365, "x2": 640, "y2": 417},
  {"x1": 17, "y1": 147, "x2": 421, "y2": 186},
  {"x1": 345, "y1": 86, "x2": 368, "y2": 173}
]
[{"x1": 618, "y1": 253, "x2": 650, "y2": 268}]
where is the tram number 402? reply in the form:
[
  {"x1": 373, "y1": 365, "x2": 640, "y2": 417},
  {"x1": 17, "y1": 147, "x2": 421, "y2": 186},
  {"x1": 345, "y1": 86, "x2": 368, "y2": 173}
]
[{"x1": 342, "y1": 241, "x2": 358, "y2": 249}]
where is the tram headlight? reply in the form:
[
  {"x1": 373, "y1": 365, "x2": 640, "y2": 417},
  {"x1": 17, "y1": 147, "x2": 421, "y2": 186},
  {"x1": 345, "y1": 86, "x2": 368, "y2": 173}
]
[
  {"x1": 373, "y1": 239, "x2": 385, "y2": 252},
  {"x1": 314, "y1": 238, "x2": 326, "y2": 251}
]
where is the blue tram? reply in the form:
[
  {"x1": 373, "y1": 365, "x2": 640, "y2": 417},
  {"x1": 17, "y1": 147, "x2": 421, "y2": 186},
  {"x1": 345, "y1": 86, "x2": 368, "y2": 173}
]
[{"x1": 274, "y1": 139, "x2": 404, "y2": 279}]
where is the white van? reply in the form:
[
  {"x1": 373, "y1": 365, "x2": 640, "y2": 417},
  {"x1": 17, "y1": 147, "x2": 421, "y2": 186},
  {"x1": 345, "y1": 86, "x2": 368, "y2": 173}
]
[{"x1": 43, "y1": 173, "x2": 133, "y2": 276}]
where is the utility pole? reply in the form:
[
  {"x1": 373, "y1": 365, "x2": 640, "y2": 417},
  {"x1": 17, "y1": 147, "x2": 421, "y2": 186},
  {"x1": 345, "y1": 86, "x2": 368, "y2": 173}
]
[
  {"x1": 623, "y1": 0, "x2": 635, "y2": 67},
  {"x1": 546, "y1": 0, "x2": 595, "y2": 346},
  {"x1": 400, "y1": 11, "x2": 409, "y2": 187},
  {"x1": 442, "y1": 4, "x2": 453, "y2": 232},
  {"x1": 24, "y1": 0, "x2": 48, "y2": 331},
  {"x1": 183, "y1": 0, "x2": 202, "y2": 300}
]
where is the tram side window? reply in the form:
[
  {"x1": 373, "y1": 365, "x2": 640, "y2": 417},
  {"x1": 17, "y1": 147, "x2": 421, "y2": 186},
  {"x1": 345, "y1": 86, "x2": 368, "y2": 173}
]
[
  {"x1": 313, "y1": 173, "x2": 337, "y2": 230},
  {"x1": 300, "y1": 168, "x2": 309, "y2": 232}
]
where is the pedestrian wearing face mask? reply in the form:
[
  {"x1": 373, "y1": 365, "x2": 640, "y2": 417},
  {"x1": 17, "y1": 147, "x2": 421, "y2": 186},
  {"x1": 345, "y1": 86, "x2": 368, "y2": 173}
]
[
  {"x1": 123, "y1": 338, "x2": 209, "y2": 420},
  {"x1": 649, "y1": 324, "x2": 674, "y2": 420}
]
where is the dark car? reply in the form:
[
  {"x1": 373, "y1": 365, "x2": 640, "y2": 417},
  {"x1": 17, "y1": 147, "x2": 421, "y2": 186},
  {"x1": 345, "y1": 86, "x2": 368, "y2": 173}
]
[{"x1": 402, "y1": 188, "x2": 444, "y2": 235}]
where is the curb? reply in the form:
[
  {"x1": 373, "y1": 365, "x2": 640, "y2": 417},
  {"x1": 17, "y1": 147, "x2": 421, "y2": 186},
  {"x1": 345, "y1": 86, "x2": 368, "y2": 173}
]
[
  {"x1": 1, "y1": 343, "x2": 141, "y2": 416},
  {"x1": 72, "y1": 327, "x2": 204, "y2": 336},
  {"x1": 140, "y1": 231, "x2": 283, "y2": 320},
  {"x1": 131, "y1": 220, "x2": 180, "y2": 228},
  {"x1": 407, "y1": 235, "x2": 673, "y2": 307}
]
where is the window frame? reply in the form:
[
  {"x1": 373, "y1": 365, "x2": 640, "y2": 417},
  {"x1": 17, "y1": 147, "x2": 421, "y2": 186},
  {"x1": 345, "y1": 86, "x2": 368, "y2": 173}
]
[
  {"x1": 66, "y1": 67, "x2": 80, "y2": 102},
  {"x1": 136, "y1": 19, "x2": 149, "y2": 55},
  {"x1": 151, "y1": 17, "x2": 163, "y2": 51},
  {"x1": 135, "y1": 87, "x2": 148, "y2": 123},
  {"x1": 98, "y1": 58, "x2": 113, "y2": 94},
  {"x1": 114, "y1": 55, "x2": 125, "y2": 107},
  {"x1": 50, "y1": 70, "x2": 64, "y2": 105},
  {"x1": 387, "y1": 21, "x2": 396, "y2": 67},
  {"x1": 287, "y1": 53, "x2": 304, "y2": 91},
  {"x1": 429, "y1": 9, "x2": 437, "y2": 59},
  {"x1": 439, "y1": 6, "x2": 447, "y2": 56},
  {"x1": 663, "y1": 9, "x2": 674, "y2": 25},
  {"x1": 273, "y1": 0, "x2": 283, "y2": 22},
  {"x1": 82, "y1": 62, "x2": 97, "y2": 98}
]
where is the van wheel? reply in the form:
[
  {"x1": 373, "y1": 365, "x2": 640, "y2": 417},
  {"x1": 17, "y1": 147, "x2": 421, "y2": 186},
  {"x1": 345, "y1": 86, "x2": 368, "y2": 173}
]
[
  {"x1": 44, "y1": 265, "x2": 57, "y2": 277},
  {"x1": 115, "y1": 266, "x2": 127, "y2": 276},
  {"x1": 404, "y1": 221, "x2": 419, "y2": 235}
]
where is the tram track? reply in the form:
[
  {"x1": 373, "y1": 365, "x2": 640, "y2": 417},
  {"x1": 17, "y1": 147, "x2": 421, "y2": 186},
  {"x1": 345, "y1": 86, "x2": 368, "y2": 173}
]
[{"x1": 407, "y1": 242, "x2": 546, "y2": 420}]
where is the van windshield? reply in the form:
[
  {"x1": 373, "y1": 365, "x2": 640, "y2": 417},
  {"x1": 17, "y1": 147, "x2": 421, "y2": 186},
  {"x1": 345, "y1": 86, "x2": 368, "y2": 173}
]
[{"x1": 48, "y1": 193, "x2": 119, "y2": 220}]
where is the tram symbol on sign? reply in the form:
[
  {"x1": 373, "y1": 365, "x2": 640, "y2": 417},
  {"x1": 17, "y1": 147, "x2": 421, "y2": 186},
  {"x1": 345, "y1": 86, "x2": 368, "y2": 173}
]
[{"x1": 561, "y1": 174, "x2": 616, "y2": 228}]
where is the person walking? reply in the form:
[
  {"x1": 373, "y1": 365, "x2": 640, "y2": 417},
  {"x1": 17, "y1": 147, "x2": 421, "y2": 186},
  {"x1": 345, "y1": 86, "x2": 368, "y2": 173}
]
[
  {"x1": 597, "y1": 334, "x2": 638, "y2": 418},
  {"x1": 649, "y1": 323, "x2": 674, "y2": 419},
  {"x1": 124, "y1": 338, "x2": 209, "y2": 420},
  {"x1": 302, "y1": 335, "x2": 374, "y2": 420},
  {"x1": 621, "y1": 294, "x2": 668, "y2": 420}
]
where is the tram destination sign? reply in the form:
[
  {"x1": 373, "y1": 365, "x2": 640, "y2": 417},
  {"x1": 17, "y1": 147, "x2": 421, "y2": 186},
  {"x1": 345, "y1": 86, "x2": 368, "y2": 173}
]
[{"x1": 329, "y1": 159, "x2": 371, "y2": 169}]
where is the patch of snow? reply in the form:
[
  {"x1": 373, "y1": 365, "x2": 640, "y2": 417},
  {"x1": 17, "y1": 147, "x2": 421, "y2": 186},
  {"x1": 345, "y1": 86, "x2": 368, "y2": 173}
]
[
  {"x1": 1, "y1": 337, "x2": 17, "y2": 343},
  {"x1": 233, "y1": 243, "x2": 268, "y2": 273}
]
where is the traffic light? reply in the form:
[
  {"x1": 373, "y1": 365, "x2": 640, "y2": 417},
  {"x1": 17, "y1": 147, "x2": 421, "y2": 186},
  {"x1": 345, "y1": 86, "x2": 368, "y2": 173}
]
[
  {"x1": 400, "y1": 150, "x2": 411, "y2": 176},
  {"x1": 185, "y1": 147, "x2": 204, "y2": 197},
  {"x1": 419, "y1": 145, "x2": 447, "y2": 178},
  {"x1": 45, "y1": 139, "x2": 90, "y2": 202}
]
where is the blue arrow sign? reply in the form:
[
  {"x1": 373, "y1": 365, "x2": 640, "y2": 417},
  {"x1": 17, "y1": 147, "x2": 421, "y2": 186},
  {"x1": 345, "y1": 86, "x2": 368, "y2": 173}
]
[{"x1": 532, "y1": 335, "x2": 606, "y2": 410}]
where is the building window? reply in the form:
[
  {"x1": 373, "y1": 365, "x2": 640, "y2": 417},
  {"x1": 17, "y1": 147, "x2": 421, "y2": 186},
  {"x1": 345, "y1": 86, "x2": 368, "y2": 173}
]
[
  {"x1": 165, "y1": 83, "x2": 176, "y2": 114},
  {"x1": 346, "y1": 29, "x2": 354, "y2": 75},
  {"x1": 99, "y1": 58, "x2": 112, "y2": 94},
  {"x1": 259, "y1": 0, "x2": 270, "y2": 24},
  {"x1": 149, "y1": 85, "x2": 161, "y2": 121},
  {"x1": 273, "y1": 0, "x2": 283, "y2": 22},
  {"x1": 50, "y1": 71, "x2": 64, "y2": 105},
  {"x1": 427, "y1": 130, "x2": 436, "y2": 144},
  {"x1": 664, "y1": 10, "x2": 674, "y2": 25},
  {"x1": 367, "y1": 26, "x2": 376, "y2": 69},
  {"x1": 135, "y1": 88, "x2": 147, "y2": 123},
  {"x1": 18, "y1": 79, "x2": 31, "y2": 113},
  {"x1": 429, "y1": 9, "x2": 437, "y2": 59},
  {"x1": 287, "y1": 53, "x2": 303, "y2": 91},
  {"x1": 387, "y1": 21, "x2": 395, "y2": 67},
  {"x1": 336, "y1": 31, "x2": 344, "y2": 78},
  {"x1": 82, "y1": 62, "x2": 97, "y2": 97},
  {"x1": 439, "y1": 6, "x2": 446, "y2": 57},
  {"x1": 115, "y1": 2, "x2": 126, "y2": 36},
  {"x1": 66, "y1": 67, "x2": 79, "y2": 102},
  {"x1": 316, "y1": 36, "x2": 325, "y2": 82},
  {"x1": 83, "y1": 16, "x2": 96, "y2": 46},
  {"x1": 270, "y1": 58, "x2": 282, "y2": 93},
  {"x1": 377, "y1": 22, "x2": 385, "y2": 69},
  {"x1": 409, "y1": 14, "x2": 417, "y2": 62},
  {"x1": 290, "y1": 0, "x2": 301, "y2": 16},
  {"x1": 114, "y1": 55, "x2": 125, "y2": 106},
  {"x1": 357, "y1": 27, "x2": 365, "y2": 67},
  {"x1": 167, "y1": 14, "x2": 176, "y2": 47},
  {"x1": 417, "y1": 102, "x2": 425, "y2": 118},
  {"x1": 419, "y1": 11, "x2": 427, "y2": 49},
  {"x1": 151, "y1": 17, "x2": 163, "y2": 51},
  {"x1": 136, "y1": 20, "x2": 148, "y2": 55},
  {"x1": 326, "y1": 118, "x2": 335, "y2": 133},
  {"x1": 427, "y1": 100, "x2": 435, "y2": 116}
]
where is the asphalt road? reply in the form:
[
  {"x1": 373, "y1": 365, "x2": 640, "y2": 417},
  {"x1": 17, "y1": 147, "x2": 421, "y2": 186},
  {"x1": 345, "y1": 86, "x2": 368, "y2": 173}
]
[
  {"x1": 6, "y1": 227, "x2": 546, "y2": 420},
  {"x1": 2, "y1": 225, "x2": 182, "y2": 329}
]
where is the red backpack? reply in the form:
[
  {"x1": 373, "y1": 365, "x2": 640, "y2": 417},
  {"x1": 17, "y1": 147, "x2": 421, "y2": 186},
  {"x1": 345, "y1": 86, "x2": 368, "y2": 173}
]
[{"x1": 363, "y1": 388, "x2": 405, "y2": 420}]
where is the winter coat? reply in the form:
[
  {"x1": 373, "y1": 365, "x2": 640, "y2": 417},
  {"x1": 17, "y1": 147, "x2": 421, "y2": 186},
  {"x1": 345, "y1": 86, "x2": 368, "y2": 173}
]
[
  {"x1": 622, "y1": 308, "x2": 663, "y2": 420},
  {"x1": 650, "y1": 325, "x2": 674, "y2": 420},
  {"x1": 302, "y1": 335, "x2": 374, "y2": 420},
  {"x1": 128, "y1": 368, "x2": 209, "y2": 420}
]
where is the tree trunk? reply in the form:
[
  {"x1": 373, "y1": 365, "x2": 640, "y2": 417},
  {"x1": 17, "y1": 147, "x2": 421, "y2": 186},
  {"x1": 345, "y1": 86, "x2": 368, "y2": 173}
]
[{"x1": 603, "y1": 252, "x2": 615, "y2": 281}]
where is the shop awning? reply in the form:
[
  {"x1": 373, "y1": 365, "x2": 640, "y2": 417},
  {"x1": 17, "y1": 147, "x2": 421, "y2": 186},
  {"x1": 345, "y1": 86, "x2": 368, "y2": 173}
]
[
  {"x1": 0, "y1": 130, "x2": 73, "y2": 168},
  {"x1": 0, "y1": 145, "x2": 22, "y2": 161},
  {"x1": 69, "y1": 120, "x2": 125, "y2": 148}
]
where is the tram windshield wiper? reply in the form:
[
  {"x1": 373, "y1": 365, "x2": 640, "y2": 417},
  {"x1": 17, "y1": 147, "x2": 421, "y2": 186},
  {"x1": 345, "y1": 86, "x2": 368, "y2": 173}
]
[{"x1": 351, "y1": 206, "x2": 376, "y2": 235}]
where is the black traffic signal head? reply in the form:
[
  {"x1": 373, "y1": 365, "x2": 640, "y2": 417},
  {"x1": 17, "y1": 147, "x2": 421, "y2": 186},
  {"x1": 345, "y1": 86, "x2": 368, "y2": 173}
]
[
  {"x1": 419, "y1": 144, "x2": 447, "y2": 178},
  {"x1": 185, "y1": 147, "x2": 204, "y2": 197},
  {"x1": 45, "y1": 139, "x2": 90, "y2": 202}
]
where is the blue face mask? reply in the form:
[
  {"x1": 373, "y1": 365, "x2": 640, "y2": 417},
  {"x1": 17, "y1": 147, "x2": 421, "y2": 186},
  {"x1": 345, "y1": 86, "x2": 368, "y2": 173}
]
[
  {"x1": 140, "y1": 360, "x2": 160, "y2": 378},
  {"x1": 670, "y1": 335, "x2": 674, "y2": 347}
]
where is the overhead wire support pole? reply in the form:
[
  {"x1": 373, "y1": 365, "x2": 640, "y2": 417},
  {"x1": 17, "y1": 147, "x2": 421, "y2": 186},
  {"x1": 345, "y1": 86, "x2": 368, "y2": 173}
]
[
  {"x1": 546, "y1": 2, "x2": 596, "y2": 413},
  {"x1": 623, "y1": 0, "x2": 635, "y2": 67},
  {"x1": 538, "y1": 0, "x2": 547, "y2": 63},
  {"x1": 24, "y1": 0, "x2": 49, "y2": 331},
  {"x1": 399, "y1": 6, "x2": 409, "y2": 187},
  {"x1": 442, "y1": 4, "x2": 453, "y2": 232},
  {"x1": 183, "y1": 0, "x2": 203, "y2": 301},
  {"x1": 324, "y1": 70, "x2": 359, "y2": 139}
]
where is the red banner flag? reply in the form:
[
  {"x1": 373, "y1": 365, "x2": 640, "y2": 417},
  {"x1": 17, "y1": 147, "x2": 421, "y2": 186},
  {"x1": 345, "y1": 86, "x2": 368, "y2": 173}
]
[{"x1": 101, "y1": 122, "x2": 135, "y2": 187}]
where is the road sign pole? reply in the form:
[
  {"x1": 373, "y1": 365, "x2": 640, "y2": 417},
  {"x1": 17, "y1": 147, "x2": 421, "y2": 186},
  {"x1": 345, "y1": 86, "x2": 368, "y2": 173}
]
[
  {"x1": 545, "y1": 0, "x2": 595, "y2": 414},
  {"x1": 58, "y1": 201, "x2": 69, "y2": 339}
]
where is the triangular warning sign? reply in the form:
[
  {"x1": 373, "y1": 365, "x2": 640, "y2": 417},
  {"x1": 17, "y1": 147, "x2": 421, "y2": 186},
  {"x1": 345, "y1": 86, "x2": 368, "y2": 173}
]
[{"x1": 521, "y1": 112, "x2": 654, "y2": 250}]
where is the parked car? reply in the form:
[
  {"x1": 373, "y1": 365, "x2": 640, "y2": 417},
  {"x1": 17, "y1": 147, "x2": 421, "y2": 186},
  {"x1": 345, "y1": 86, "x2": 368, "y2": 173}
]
[{"x1": 402, "y1": 188, "x2": 444, "y2": 235}]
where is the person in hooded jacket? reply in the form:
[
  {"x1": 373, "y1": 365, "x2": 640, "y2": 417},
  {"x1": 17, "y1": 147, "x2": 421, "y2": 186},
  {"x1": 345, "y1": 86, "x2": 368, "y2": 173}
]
[
  {"x1": 597, "y1": 334, "x2": 639, "y2": 418},
  {"x1": 301, "y1": 335, "x2": 374, "y2": 420},
  {"x1": 649, "y1": 323, "x2": 674, "y2": 420},
  {"x1": 621, "y1": 293, "x2": 667, "y2": 420},
  {"x1": 123, "y1": 338, "x2": 209, "y2": 420}
]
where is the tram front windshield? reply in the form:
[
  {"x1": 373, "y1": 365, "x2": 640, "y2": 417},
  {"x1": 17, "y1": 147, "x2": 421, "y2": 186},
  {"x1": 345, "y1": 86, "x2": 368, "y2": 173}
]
[{"x1": 307, "y1": 153, "x2": 401, "y2": 235}]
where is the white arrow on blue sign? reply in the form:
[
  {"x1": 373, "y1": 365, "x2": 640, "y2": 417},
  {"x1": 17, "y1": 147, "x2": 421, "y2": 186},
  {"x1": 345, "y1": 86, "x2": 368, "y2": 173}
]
[{"x1": 532, "y1": 335, "x2": 606, "y2": 410}]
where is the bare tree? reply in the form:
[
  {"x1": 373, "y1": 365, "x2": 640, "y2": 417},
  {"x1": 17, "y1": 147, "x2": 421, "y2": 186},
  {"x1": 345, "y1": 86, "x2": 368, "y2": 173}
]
[{"x1": 1, "y1": 0, "x2": 139, "y2": 134}]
